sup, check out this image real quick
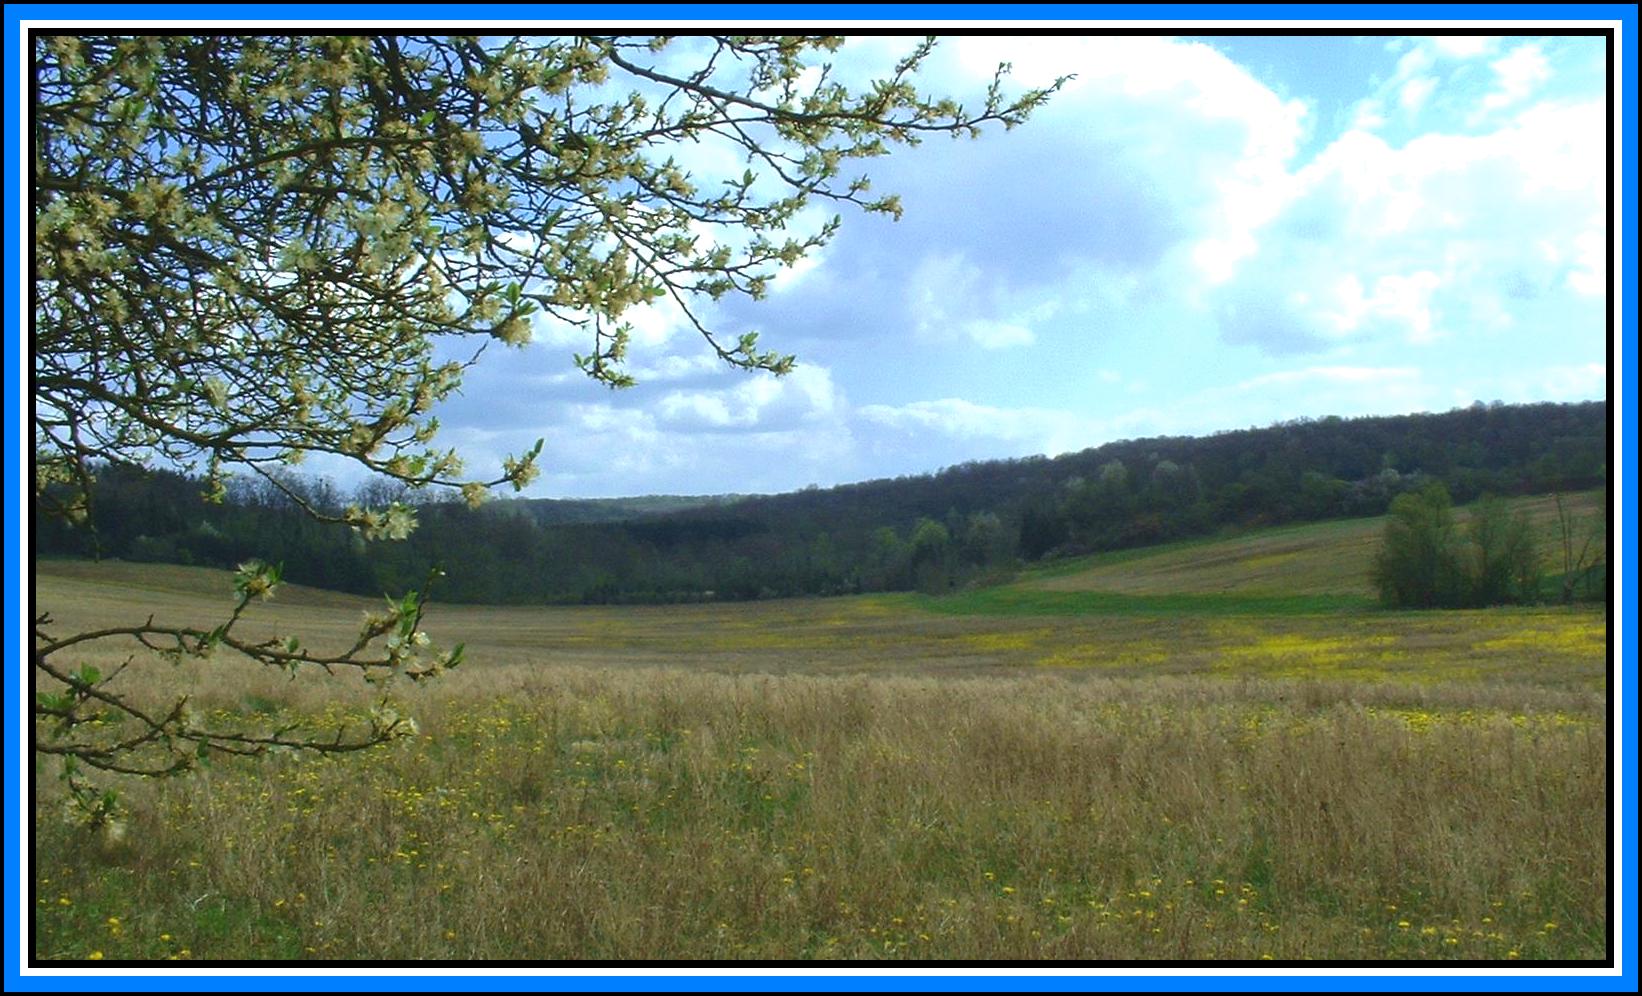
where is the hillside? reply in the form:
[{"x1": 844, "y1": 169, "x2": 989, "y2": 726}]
[
  {"x1": 908, "y1": 490, "x2": 1606, "y2": 619},
  {"x1": 486, "y1": 493, "x2": 749, "y2": 526},
  {"x1": 33, "y1": 489, "x2": 1607, "y2": 690},
  {"x1": 34, "y1": 400, "x2": 1607, "y2": 605}
]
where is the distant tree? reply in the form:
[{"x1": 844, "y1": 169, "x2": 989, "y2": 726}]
[
  {"x1": 1372, "y1": 484, "x2": 1544, "y2": 609},
  {"x1": 1371, "y1": 483, "x2": 1467, "y2": 609},
  {"x1": 1297, "y1": 470, "x2": 1348, "y2": 520},
  {"x1": 32, "y1": 33, "x2": 1062, "y2": 817},
  {"x1": 1553, "y1": 492, "x2": 1607, "y2": 603},
  {"x1": 910, "y1": 517, "x2": 955, "y2": 593},
  {"x1": 1017, "y1": 502, "x2": 1067, "y2": 561},
  {"x1": 865, "y1": 525, "x2": 912, "y2": 591},
  {"x1": 959, "y1": 510, "x2": 1009, "y2": 567},
  {"x1": 1465, "y1": 494, "x2": 1542, "y2": 606},
  {"x1": 1061, "y1": 461, "x2": 1133, "y2": 549}
]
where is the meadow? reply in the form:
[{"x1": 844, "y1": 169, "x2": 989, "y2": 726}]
[{"x1": 30, "y1": 493, "x2": 1610, "y2": 962}]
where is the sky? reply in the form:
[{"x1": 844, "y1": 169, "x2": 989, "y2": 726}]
[{"x1": 380, "y1": 30, "x2": 1611, "y2": 500}]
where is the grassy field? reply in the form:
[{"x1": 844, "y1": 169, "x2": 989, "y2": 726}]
[{"x1": 30, "y1": 494, "x2": 1610, "y2": 962}]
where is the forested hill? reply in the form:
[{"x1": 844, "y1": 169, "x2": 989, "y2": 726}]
[
  {"x1": 491, "y1": 493, "x2": 746, "y2": 526},
  {"x1": 35, "y1": 400, "x2": 1607, "y2": 604}
]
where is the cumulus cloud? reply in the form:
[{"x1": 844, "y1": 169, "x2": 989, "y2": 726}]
[
  {"x1": 856, "y1": 397, "x2": 1143, "y2": 458},
  {"x1": 1206, "y1": 91, "x2": 1604, "y2": 354},
  {"x1": 517, "y1": 371, "x2": 859, "y2": 496},
  {"x1": 904, "y1": 252, "x2": 1061, "y2": 350},
  {"x1": 1399, "y1": 75, "x2": 1439, "y2": 112},
  {"x1": 1428, "y1": 35, "x2": 1498, "y2": 60},
  {"x1": 655, "y1": 365, "x2": 843, "y2": 433},
  {"x1": 406, "y1": 34, "x2": 1606, "y2": 500},
  {"x1": 1483, "y1": 43, "x2": 1551, "y2": 110}
]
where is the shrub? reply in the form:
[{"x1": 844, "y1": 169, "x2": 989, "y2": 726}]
[{"x1": 1371, "y1": 484, "x2": 1541, "y2": 609}]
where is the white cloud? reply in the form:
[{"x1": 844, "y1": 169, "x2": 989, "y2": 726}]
[
  {"x1": 960, "y1": 319, "x2": 1036, "y2": 350},
  {"x1": 412, "y1": 35, "x2": 1607, "y2": 500},
  {"x1": 658, "y1": 392, "x2": 741, "y2": 428},
  {"x1": 622, "y1": 293, "x2": 690, "y2": 348},
  {"x1": 1483, "y1": 43, "x2": 1551, "y2": 110},
  {"x1": 655, "y1": 364, "x2": 842, "y2": 432},
  {"x1": 856, "y1": 397, "x2": 1124, "y2": 457},
  {"x1": 768, "y1": 251, "x2": 823, "y2": 295},
  {"x1": 1208, "y1": 93, "x2": 1605, "y2": 355},
  {"x1": 1567, "y1": 229, "x2": 1604, "y2": 297},
  {"x1": 905, "y1": 251, "x2": 1057, "y2": 350},
  {"x1": 906, "y1": 37, "x2": 1307, "y2": 294},
  {"x1": 1399, "y1": 75, "x2": 1438, "y2": 112},
  {"x1": 629, "y1": 354, "x2": 725, "y2": 382},
  {"x1": 1369, "y1": 271, "x2": 1443, "y2": 343},
  {"x1": 531, "y1": 369, "x2": 857, "y2": 496},
  {"x1": 1428, "y1": 36, "x2": 1498, "y2": 60},
  {"x1": 1349, "y1": 99, "x2": 1387, "y2": 132}
]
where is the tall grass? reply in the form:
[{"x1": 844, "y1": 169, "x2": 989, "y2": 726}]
[
  {"x1": 31, "y1": 498, "x2": 1609, "y2": 963},
  {"x1": 35, "y1": 662, "x2": 1606, "y2": 961}
]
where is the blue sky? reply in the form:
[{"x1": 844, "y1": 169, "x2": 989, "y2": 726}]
[{"x1": 412, "y1": 30, "x2": 1611, "y2": 500}]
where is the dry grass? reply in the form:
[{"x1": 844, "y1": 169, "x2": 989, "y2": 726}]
[{"x1": 30, "y1": 541, "x2": 1610, "y2": 962}]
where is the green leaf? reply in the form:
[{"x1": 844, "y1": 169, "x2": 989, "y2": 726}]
[{"x1": 37, "y1": 692, "x2": 75, "y2": 714}]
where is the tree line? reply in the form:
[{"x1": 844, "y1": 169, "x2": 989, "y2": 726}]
[{"x1": 36, "y1": 400, "x2": 1607, "y2": 605}]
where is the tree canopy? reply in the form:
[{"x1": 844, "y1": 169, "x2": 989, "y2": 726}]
[
  {"x1": 1370, "y1": 482, "x2": 1545, "y2": 609},
  {"x1": 34, "y1": 34, "x2": 1060, "y2": 523},
  {"x1": 31, "y1": 33, "x2": 1063, "y2": 793}
]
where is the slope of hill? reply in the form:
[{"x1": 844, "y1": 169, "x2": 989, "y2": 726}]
[
  {"x1": 487, "y1": 493, "x2": 750, "y2": 526},
  {"x1": 35, "y1": 400, "x2": 1607, "y2": 604},
  {"x1": 916, "y1": 490, "x2": 1607, "y2": 617}
]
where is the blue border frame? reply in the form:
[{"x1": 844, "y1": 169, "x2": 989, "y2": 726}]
[{"x1": 5, "y1": 4, "x2": 1636, "y2": 992}]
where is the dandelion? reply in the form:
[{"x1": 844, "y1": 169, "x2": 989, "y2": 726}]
[{"x1": 88, "y1": 951, "x2": 103, "y2": 961}]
